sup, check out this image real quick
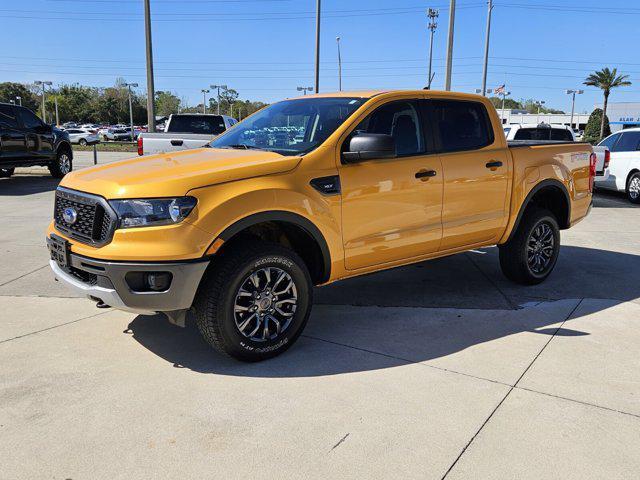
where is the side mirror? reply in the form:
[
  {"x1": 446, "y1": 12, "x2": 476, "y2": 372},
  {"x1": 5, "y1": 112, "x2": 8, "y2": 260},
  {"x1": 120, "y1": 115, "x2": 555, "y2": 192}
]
[{"x1": 342, "y1": 133, "x2": 396, "y2": 164}]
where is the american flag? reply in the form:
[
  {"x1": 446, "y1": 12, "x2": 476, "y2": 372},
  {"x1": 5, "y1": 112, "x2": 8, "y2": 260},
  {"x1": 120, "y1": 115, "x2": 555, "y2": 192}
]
[{"x1": 494, "y1": 84, "x2": 506, "y2": 95}]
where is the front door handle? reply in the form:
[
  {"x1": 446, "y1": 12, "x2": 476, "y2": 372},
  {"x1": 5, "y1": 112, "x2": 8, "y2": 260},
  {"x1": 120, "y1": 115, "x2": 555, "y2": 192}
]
[
  {"x1": 415, "y1": 169, "x2": 437, "y2": 179},
  {"x1": 486, "y1": 161, "x2": 503, "y2": 169}
]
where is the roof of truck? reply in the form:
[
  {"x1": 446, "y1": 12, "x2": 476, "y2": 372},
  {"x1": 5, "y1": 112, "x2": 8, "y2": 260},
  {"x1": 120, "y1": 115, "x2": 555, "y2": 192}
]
[{"x1": 289, "y1": 89, "x2": 487, "y2": 101}]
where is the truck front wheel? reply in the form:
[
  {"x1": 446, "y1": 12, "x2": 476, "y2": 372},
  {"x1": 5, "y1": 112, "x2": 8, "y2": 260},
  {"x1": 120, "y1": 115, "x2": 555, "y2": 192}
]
[
  {"x1": 498, "y1": 208, "x2": 560, "y2": 285},
  {"x1": 193, "y1": 241, "x2": 313, "y2": 362},
  {"x1": 49, "y1": 149, "x2": 72, "y2": 178}
]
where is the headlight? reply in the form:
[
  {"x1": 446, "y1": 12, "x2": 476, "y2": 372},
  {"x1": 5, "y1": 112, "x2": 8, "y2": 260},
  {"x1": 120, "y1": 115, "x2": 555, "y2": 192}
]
[{"x1": 109, "y1": 197, "x2": 197, "y2": 228}]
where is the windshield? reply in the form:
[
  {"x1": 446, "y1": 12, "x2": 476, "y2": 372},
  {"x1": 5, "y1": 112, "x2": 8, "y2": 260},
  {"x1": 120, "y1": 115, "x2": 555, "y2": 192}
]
[{"x1": 209, "y1": 97, "x2": 366, "y2": 155}]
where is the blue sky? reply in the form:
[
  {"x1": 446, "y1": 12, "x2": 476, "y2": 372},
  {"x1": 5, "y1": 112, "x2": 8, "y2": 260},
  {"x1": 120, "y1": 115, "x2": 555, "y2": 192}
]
[{"x1": 0, "y1": 0, "x2": 636, "y2": 113}]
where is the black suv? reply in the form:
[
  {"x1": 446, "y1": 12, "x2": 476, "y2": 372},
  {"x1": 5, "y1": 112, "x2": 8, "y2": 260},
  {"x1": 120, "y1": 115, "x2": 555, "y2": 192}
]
[{"x1": 0, "y1": 103, "x2": 73, "y2": 178}]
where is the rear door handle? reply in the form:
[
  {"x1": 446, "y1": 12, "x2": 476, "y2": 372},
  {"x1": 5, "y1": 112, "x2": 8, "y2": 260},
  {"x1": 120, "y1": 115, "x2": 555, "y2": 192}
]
[
  {"x1": 415, "y1": 169, "x2": 437, "y2": 179},
  {"x1": 486, "y1": 161, "x2": 503, "y2": 169},
  {"x1": 170, "y1": 139, "x2": 184, "y2": 146}
]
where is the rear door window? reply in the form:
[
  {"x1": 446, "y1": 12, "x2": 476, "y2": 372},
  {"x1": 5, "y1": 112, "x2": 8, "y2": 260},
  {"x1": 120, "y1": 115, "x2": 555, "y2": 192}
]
[
  {"x1": 612, "y1": 131, "x2": 640, "y2": 152},
  {"x1": 432, "y1": 100, "x2": 494, "y2": 152},
  {"x1": 0, "y1": 105, "x2": 19, "y2": 128}
]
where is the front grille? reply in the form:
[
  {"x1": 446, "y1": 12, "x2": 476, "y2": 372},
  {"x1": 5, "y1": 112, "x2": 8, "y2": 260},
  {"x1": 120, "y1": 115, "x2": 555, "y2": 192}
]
[{"x1": 54, "y1": 188, "x2": 116, "y2": 246}]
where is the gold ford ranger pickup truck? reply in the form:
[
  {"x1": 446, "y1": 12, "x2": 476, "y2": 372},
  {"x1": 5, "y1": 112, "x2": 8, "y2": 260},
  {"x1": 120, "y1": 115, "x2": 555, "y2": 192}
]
[{"x1": 47, "y1": 90, "x2": 595, "y2": 361}]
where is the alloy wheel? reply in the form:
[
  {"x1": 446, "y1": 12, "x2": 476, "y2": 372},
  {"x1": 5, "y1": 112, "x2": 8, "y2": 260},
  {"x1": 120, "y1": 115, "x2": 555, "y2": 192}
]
[
  {"x1": 233, "y1": 267, "x2": 298, "y2": 342},
  {"x1": 58, "y1": 154, "x2": 71, "y2": 175},
  {"x1": 629, "y1": 176, "x2": 640, "y2": 200},
  {"x1": 527, "y1": 221, "x2": 555, "y2": 274}
]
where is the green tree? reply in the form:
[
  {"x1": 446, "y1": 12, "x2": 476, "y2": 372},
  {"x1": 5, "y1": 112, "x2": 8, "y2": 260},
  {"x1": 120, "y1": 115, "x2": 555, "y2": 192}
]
[
  {"x1": 584, "y1": 67, "x2": 631, "y2": 140},
  {"x1": 488, "y1": 96, "x2": 522, "y2": 111},
  {"x1": 583, "y1": 108, "x2": 611, "y2": 144},
  {"x1": 0, "y1": 82, "x2": 39, "y2": 111},
  {"x1": 45, "y1": 84, "x2": 98, "y2": 124},
  {"x1": 155, "y1": 91, "x2": 181, "y2": 116}
]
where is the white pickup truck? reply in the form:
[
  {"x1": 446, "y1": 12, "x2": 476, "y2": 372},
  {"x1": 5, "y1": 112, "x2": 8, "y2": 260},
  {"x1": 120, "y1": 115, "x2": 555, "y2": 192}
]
[
  {"x1": 594, "y1": 128, "x2": 640, "y2": 203},
  {"x1": 138, "y1": 113, "x2": 237, "y2": 156}
]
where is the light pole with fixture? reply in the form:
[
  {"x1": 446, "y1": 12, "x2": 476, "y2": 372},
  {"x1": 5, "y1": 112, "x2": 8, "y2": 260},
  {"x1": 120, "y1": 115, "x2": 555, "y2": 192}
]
[
  {"x1": 123, "y1": 82, "x2": 139, "y2": 141},
  {"x1": 426, "y1": 8, "x2": 438, "y2": 89},
  {"x1": 535, "y1": 100, "x2": 546, "y2": 123},
  {"x1": 210, "y1": 84, "x2": 228, "y2": 115},
  {"x1": 336, "y1": 36, "x2": 342, "y2": 91},
  {"x1": 201, "y1": 89, "x2": 210, "y2": 114},
  {"x1": 297, "y1": 86, "x2": 313, "y2": 96},
  {"x1": 565, "y1": 89, "x2": 584, "y2": 131},
  {"x1": 15, "y1": 96, "x2": 21, "y2": 106},
  {"x1": 34, "y1": 80, "x2": 52, "y2": 121}
]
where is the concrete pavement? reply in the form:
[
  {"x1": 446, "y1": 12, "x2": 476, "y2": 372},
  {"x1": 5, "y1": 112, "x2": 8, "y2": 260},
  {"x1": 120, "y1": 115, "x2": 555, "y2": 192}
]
[{"x1": 1, "y1": 170, "x2": 639, "y2": 479}]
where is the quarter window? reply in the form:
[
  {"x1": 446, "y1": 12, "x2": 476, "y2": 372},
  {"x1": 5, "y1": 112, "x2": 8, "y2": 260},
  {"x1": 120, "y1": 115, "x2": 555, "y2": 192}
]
[
  {"x1": 612, "y1": 132, "x2": 640, "y2": 152},
  {"x1": 432, "y1": 100, "x2": 493, "y2": 152},
  {"x1": 598, "y1": 133, "x2": 621, "y2": 150},
  {"x1": 352, "y1": 101, "x2": 424, "y2": 156}
]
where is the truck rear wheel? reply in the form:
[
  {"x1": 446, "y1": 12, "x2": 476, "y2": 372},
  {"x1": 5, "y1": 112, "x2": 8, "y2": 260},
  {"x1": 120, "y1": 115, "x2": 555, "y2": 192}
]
[
  {"x1": 193, "y1": 241, "x2": 313, "y2": 362},
  {"x1": 498, "y1": 208, "x2": 560, "y2": 285}
]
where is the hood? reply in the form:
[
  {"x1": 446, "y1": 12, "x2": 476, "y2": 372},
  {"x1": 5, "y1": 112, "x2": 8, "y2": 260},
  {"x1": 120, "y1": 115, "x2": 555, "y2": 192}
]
[{"x1": 60, "y1": 148, "x2": 301, "y2": 199}]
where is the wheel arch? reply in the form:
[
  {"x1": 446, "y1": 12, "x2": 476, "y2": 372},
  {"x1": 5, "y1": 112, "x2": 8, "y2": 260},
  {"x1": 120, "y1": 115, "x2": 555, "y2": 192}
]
[
  {"x1": 626, "y1": 169, "x2": 640, "y2": 189},
  {"x1": 56, "y1": 140, "x2": 73, "y2": 158},
  {"x1": 506, "y1": 179, "x2": 571, "y2": 242},
  {"x1": 216, "y1": 210, "x2": 332, "y2": 285}
]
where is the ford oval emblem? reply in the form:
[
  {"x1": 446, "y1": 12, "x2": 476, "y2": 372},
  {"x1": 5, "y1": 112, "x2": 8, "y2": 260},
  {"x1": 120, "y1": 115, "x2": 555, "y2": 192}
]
[{"x1": 63, "y1": 207, "x2": 78, "y2": 225}]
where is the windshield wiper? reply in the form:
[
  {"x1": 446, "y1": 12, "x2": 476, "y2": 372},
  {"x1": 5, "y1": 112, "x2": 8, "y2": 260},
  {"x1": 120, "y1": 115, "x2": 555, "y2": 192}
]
[{"x1": 220, "y1": 144, "x2": 265, "y2": 150}]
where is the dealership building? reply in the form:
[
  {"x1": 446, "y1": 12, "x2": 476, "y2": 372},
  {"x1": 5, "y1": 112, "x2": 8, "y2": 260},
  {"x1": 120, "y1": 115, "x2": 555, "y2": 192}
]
[{"x1": 499, "y1": 102, "x2": 640, "y2": 133}]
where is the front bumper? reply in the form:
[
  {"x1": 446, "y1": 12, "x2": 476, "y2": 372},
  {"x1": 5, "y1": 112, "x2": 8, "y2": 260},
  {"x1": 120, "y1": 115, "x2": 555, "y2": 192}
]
[{"x1": 48, "y1": 250, "x2": 209, "y2": 316}]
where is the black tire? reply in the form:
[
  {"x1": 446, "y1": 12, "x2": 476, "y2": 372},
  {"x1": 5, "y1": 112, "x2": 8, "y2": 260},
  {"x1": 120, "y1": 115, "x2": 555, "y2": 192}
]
[
  {"x1": 49, "y1": 148, "x2": 73, "y2": 179},
  {"x1": 626, "y1": 172, "x2": 640, "y2": 204},
  {"x1": 79, "y1": 138, "x2": 87, "y2": 146},
  {"x1": 0, "y1": 168, "x2": 15, "y2": 178},
  {"x1": 498, "y1": 208, "x2": 560, "y2": 285},
  {"x1": 193, "y1": 241, "x2": 313, "y2": 362}
]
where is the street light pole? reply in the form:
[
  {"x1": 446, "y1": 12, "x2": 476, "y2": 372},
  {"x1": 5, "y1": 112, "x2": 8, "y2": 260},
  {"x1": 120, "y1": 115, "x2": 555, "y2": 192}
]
[
  {"x1": 501, "y1": 91, "x2": 510, "y2": 123},
  {"x1": 427, "y1": 8, "x2": 438, "y2": 89},
  {"x1": 210, "y1": 85, "x2": 228, "y2": 115},
  {"x1": 480, "y1": 0, "x2": 493, "y2": 97},
  {"x1": 34, "y1": 80, "x2": 52, "y2": 121},
  {"x1": 15, "y1": 96, "x2": 22, "y2": 106},
  {"x1": 565, "y1": 89, "x2": 584, "y2": 130},
  {"x1": 123, "y1": 82, "x2": 138, "y2": 141},
  {"x1": 54, "y1": 96, "x2": 59, "y2": 125},
  {"x1": 297, "y1": 86, "x2": 313, "y2": 96},
  {"x1": 143, "y1": 0, "x2": 156, "y2": 133},
  {"x1": 444, "y1": 0, "x2": 456, "y2": 90},
  {"x1": 336, "y1": 36, "x2": 342, "y2": 91},
  {"x1": 314, "y1": 0, "x2": 321, "y2": 93},
  {"x1": 201, "y1": 89, "x2": 210, "y2": 114}
]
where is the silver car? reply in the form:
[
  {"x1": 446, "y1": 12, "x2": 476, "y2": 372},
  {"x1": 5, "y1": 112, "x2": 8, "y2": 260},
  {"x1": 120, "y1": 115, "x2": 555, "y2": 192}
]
[{"x1": 65, "y1": 129, "x2": 100, "y2": 146}]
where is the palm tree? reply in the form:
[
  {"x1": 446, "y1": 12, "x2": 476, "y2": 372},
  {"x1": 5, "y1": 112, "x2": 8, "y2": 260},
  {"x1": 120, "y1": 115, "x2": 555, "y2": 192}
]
[{"x1": 584, "y1": 68, "x2": 631, "y2": 140}]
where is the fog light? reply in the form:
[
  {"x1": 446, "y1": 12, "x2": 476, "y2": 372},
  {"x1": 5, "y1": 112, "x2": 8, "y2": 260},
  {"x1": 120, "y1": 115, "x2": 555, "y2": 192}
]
[{"x1": 145, "y1": 272, "x2": 172, "y2": 291}]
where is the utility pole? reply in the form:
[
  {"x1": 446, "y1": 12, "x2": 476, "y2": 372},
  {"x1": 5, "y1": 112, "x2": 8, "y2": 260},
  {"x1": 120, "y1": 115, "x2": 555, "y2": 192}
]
[
  {"x1": 481, "y1": 0, "x2": 493, "y2": 96},
  {"x1": 336, "y1": 36, "x2": 342, "y2": 91},
  {"x1": 144, "y1": 0, "x2": 156, "y2": 132},
  {"x1": 123, "y1": 82, "x2": 138, "y2": 141},
  {"x1": 427, "y1": 8, "x2": 439, "y2": 89},
  {"x1": 297, "y1": 86, "x2": 313, "y2": 96},
  {"x1": 34, "y1": 80, "x2": 52, "y2": 121},
  {"x1": 314, "y1": 0, "x2": 321, "y2": 93},
  {"x1": 210, "y1": 85, "x2": 228, "y2": 115},
  {"x1": 444, "y1": 0, "x2": 456, "y2": 90},
  {"x1": 54, "y1": 96, "x2": 59, "y2": 125},
  {"x1": 565, "y1": 89, "x2": 584, "y2": 130},
  {"x1": 201, "y1": 89, "x2": 210, "y2": 114}
]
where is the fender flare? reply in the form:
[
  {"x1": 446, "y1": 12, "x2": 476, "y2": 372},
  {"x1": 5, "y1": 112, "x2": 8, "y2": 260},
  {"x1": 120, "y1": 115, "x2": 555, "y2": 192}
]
[
  {"x1": 506, "y1": 179, "x2": 571, "y2": 242},
  {"x1": 56, "y1": 140, "x2": 73, "y2": 158},
  {"x1": 218, "y1": 210, "x2": 332, "y2": 283}
]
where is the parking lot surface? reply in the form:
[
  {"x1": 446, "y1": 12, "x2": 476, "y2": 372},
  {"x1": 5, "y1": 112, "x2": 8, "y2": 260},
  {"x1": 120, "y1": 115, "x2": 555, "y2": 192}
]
[{"x1": 1, "y1": 158, "x2": 639, "y2": 479}]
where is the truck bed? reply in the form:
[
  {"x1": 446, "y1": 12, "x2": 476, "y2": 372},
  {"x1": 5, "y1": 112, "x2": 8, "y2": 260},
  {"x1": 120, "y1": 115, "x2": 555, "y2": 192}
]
[{"x1": 508, "y1": 140, "x2": 590, "y2": 148}]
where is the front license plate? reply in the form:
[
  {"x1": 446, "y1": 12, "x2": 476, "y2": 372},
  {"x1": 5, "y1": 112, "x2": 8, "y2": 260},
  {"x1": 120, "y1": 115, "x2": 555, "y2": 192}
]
[{"x1": 48, "y1": 234, "x2": 70, "y2": 269}]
